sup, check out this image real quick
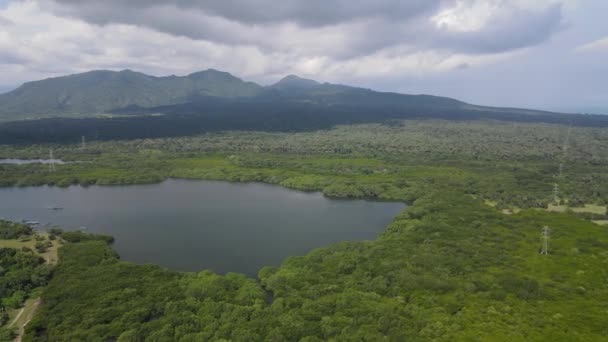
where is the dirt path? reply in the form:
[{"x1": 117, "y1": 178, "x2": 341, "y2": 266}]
[
  {"x1": 8, "y1": 308, "x2": 25, "y2": 328},
  {"x1": 12, "y1": 298, "x2": 41, "y2": 342}
]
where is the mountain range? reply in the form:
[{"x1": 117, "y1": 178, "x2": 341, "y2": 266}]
[
  {"x1": 1, "y1": 69, "x2": 607, "y2": 144},
  {"x1": 0, "y1": 68, "x2": 524, "y2": 121}
]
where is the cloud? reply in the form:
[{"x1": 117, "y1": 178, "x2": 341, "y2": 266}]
[
  {"x1": 0, "y1": 14, "x2": 13, "y2": 26},
  {"x1": 429, "y1": 2, "x2": 564, "y2": 53},
  {"x1": 576, "y1": 37, "x2": 608, "y2": 52},
  {"x1": 49, "y1": 0, "x2": 442, "y2": 27},
  {"x1": 44, "y1": 0, "x2": 563, "y2": 58},
  {"x1": 0, "y1": 0, "x2": 604, "y2": 114},
  {"x1": 0, "y1": 0, "x2": 580, "y2": 109}
]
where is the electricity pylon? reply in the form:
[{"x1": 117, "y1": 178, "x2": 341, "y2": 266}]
[
  {"x1": 49, "y1": 149, "x2": 56, "y2": 172},
  {"x1": 540, "y1": 226, "x2": 550, "y2": 255}
]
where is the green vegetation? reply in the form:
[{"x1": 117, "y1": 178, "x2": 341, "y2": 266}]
[
  {"x1": 1, "y1": 120, "x2": 606, "y2": 212},
  {"x1": 0, "y1": 224, "x2": 53, "y2": 340},
  {"x1": 0, "y1": 69, "x2": 261, "y2": 121},
  {"x1": 48, "y1": 229, "x2": 114, "y2": 245},
  {"x1": 0, "y1": 220, "x2": 32, "y2": 240},
  {"x1": 21, "y1": 193, "x2": 608, "y2": 341},
  {"x1": 0, "y1": 118, "x2": 605, "y2": 340},
  {"x1": 2, "y1": 70, "x2": 607, "y2": 144},
  {"x1": 0, "y1": 233, "x2": 61, "y2": 266}
]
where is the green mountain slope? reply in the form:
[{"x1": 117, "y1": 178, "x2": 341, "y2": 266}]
[
  {"x1": 271, "y1": 74, "x2": 321, "y2": 90},
  {"x1": 0, "y1": 69, "x2": 261, "y2": 120},
  {"x1": 0, "y1": 68, "x2": 586, "y2": 127},
  {"x1": 265, "y1": 75, "x2": 466, "y2": 109}
]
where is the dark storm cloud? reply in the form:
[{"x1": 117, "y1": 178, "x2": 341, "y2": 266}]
[
  {"x1": 45, "y1": 0, "x2": 564, "y2": 57},
  {"x1": 50, "y1": 0, "x2": 443, "y2": 26}
]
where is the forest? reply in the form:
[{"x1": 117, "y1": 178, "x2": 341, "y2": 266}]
[
  {"x1": 1, "y1": 120, "x2": 606, "y2": 212},
  {"x1": 1, "y1": 98, "x2": 608, "y2": 144},
  {"x1": 0, "y1": 118, "x2": 606, "y2": 340},
  {"x1": 18, "y1": 192, "x2": 608, "y2": 341}
]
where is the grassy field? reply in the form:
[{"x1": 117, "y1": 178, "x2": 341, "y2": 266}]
[
  {"x1": 0, "y1": 233, "x2": 61, "y2": 265},
  {"x1": 547, "y1": 203, "x2": 607, "y2": 215},
  {"x1": 1, "y1": 233, "x2": 58, "y2": 341}
]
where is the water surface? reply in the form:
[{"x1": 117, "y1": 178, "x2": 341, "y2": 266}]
[{"x1": 0, "y1": 179, "x2": 405, "y2": 275}]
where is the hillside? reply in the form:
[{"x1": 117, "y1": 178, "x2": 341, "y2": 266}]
[
  {"x1": 0, "y1": 69, "x2": 262, "y2": 121},
  {"x1": 0, "y1": 69, "x2": 531, "y2": 123},
  {"x1": 2, "y1": 69, "x2": 608, "y2": 145}
]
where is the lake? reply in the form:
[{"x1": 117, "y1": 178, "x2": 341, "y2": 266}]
[{"x1": 0, "y1": 179, "x2": 405, "y2": 276}]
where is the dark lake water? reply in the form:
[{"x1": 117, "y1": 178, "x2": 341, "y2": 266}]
[{"x1": 0, "y1": 179, "x2": 405, "y2": 276}]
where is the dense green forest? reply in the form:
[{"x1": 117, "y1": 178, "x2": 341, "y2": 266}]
[
  {"x1": 20, "y1": 193, "x2": 608, "y2": 341},
  {"x1": 1, "y1": 102, "x2": 607, "y2": 145},
  {"x1": 0, "y1": 118, "x2": 606, "y2": 340},
  {"x1": 1, "y1": 120, "x2": 606, "y2": 211},
  {"x1": 0, "y1": 221, "x2": 32, "y2": 240}
]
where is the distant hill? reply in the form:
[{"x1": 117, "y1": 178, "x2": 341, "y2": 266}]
[
  {"x1": 0, "y1": 69, "x2": 261, "y2": 121},
  {"x1": 1, "y1": 68, "x2": 607, "y2": 144},
  {"x1": 271, "y1": 75, "x2": 321, "y2": 90},
  {"x1": 0, "y1": 69, "x2": 480, "y2": 122}
]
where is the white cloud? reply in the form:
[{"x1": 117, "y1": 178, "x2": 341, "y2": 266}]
[
  {"x1": 3, "y1": 0, "x2": 600, "y2": 117},
  {"x1": 433, "y1": 1, "x2": 499, "y2": 32},
  {"x1": 576, "y1": 37, "x2": 608, "y2": 52},
  {"x1": 0, "y1": 0, "x2": 566, "y2": 88}
]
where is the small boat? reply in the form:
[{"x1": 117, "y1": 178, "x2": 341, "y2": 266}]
[{"x1": 46, "y1": 205, "x2": 64, "y2": 210}]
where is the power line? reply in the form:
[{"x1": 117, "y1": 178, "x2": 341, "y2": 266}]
[{"x1": 553, "y1": 183, "x2": 559, "y2": 204}]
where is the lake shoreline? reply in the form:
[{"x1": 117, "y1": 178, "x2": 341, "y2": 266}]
[{"x1": 0, "y1": 179, "x2": 406, "y2": 276}]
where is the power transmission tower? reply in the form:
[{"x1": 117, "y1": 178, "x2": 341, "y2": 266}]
[
  {"x1": 553, "y1": 183, "x2": 559, "y2": 204},
  {"x1": 555, "y1": 125, "x2": 571, "y2": 204},
  {"x1": 562, "y1": 125, "x2": 572, "y2": 156},
  {"x1": 49, "y1": 149, "x2": 56, "y2": 172},
  {"x1": 540, "y1": 226, "x2": 550, "y2": 255}
]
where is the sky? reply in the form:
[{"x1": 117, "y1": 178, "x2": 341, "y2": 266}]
[{"x1": 0, "y1": 0, "x2": 606, "y2": 113}]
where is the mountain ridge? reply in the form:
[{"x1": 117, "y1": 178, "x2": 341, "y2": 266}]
[
  {"x1": 0, "y1": 69, "x2": 263, "y2": 121},
  {"x1": 0, "y1": 69, "x2": 475, "y2": 120},
  {"x1": 0, "y1": 68, "x2": 595, "y2": 125}
]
